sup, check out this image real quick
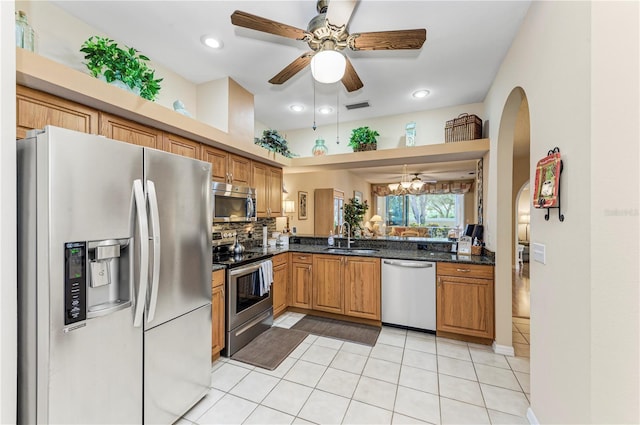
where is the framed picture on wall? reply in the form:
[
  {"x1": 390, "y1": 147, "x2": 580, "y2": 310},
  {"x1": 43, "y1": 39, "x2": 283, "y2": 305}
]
[
  {"x1": 298, "y1": 191, "x2": 308, "y2": 220},
  {"x1": 353, "y1": 190, "x2": 363, "y2": 203}
]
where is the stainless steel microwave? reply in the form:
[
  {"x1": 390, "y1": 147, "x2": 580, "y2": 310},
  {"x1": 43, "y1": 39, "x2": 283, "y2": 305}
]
[{"x1": 212, "y1": 182, "x2": 257, "y2": 223}]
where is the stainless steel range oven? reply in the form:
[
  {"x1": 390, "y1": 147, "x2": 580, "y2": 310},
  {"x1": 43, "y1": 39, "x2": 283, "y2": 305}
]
[
  {"x1": 225, "y1": 259, "x2": 273, "y2": 356},
  {"x1": 212, "y1": 229, "x2": 274, "y2": 357}
]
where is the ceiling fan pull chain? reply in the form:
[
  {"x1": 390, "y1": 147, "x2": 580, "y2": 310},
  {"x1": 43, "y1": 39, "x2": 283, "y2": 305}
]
[
  {"x1": 336, "y1": 87, "x2": 340, "y2": 144},
  {"x1": 312, "y1": 78, "x2": 317, "y2": 131}
]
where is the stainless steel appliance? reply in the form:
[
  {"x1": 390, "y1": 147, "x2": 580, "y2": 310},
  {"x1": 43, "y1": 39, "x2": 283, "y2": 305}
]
[
  {"x1": 212, "y1": 182, "x2": 257, "y2": 223},
  {"x1": 212, "y1": 231, "x2": 273, "y2": 357},
  {"x1": 381, "y1": 259, "x2": 436, "y2": 332},
  {"x1": 17, "y1": 126, "x2": 212, "y2": 424}
]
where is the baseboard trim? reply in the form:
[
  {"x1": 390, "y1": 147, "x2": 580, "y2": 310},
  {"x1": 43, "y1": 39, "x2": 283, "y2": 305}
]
[
  {"x1": 526, "y1": 407, "x2": 539, "y2": 425},
  {"x1": 492, "y1": 341, "x2": 515, "y2": 356}
]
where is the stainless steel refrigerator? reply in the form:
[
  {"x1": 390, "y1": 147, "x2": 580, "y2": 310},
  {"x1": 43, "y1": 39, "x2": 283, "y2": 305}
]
[{"x1": 17, "y1": 126, "x2": 212, "y2": 424}]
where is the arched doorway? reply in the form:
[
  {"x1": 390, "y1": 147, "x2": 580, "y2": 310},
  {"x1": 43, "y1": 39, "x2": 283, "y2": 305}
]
[{"x1": 494, "y1": 87, "x2": 530, "y2": 359}]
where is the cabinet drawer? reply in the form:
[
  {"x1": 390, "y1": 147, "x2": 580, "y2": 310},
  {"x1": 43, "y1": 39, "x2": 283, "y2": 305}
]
[
  {"x1": 212, "y1": 269, "x2": 225, "y2": 289},
  {"x1": 272, "y1": 253, "x2": 288, "y2": 267},
  {"x1": 437, "y1": 263, "x2": 494, "y2": 279},
  {"x1": 291, "y1": 253, "x2": 313, "y2": 264}
]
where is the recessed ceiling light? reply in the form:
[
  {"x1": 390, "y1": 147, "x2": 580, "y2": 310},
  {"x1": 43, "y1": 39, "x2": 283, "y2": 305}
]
[
  {"x1": 200, "y1": 35, "x2": 223, "y2": 49},
  {"x1": 289, "y1": 104, "x2": 304, "y2": 112},
  {"x1": 412, "y1": 89, "x2": 431, "y2": 99},
  {"x1": 318, "y1": 106, "x2": 333, "y2": 114}
]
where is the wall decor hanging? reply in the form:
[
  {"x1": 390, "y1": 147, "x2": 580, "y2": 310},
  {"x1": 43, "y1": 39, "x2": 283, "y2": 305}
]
[{"x1": 533, "y1": 147, "x2": 564, "y2": 221}]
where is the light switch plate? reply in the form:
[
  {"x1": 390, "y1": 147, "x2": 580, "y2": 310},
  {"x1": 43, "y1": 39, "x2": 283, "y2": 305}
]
[{"x1": 532, "y1": 242, "x2": 546, "y2": 264}]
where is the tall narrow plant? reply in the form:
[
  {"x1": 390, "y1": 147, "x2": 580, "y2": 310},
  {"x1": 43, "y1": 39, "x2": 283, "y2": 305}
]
[{"x1": 343, "y1": 198, "x2": 369, "y2": 237}]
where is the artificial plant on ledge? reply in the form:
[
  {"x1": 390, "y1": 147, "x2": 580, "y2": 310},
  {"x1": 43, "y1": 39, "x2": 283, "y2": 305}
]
[{"x1": 254, "y1": 129, "x2": 298, "y2": 158}]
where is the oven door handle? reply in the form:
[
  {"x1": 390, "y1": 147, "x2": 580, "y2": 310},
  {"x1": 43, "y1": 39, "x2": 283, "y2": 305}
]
[{"x1": 229, "y1": 261, "x2": 264, "y2": 277}]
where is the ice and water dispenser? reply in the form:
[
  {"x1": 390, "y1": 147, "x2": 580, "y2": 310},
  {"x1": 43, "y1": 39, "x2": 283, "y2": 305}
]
[{"x1": 64, "y1": 239, "x2": 132, "y2": 326}]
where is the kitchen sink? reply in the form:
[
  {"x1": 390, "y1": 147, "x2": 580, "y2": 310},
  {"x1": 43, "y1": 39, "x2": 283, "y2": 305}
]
[{"x1": 325, "y1": 248, "x2": 379, "y2": 254}]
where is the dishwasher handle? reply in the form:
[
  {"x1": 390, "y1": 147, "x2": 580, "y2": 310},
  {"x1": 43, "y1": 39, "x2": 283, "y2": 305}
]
[{"x1": 383, "y1": 259, "x2": 434, "y2": 268}]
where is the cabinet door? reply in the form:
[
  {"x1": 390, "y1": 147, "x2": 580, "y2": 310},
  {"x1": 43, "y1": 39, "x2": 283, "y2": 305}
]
[
  {"x1": 344, "y1": 257, "x2": 381, "y2": 320},
  {"x1": 312, "y1": 255, "x2": 344, "y2": 314},
  {"x1": 100, "y1": 112, "x2": 162, "y2": 149},
  {"x1": 211, "y1": 285, "x2": 225, "y2": 355},
  {"x1": 291, "y1": 262, "x2": 312, "y2": 309},
  {"x1": 436, "y1": 275, "x2": 494, "y2": 339},
  {"x1": 16, "y1": 85, "x2": 99, "y2": 139},
  {"x1": 229, "y1": 154, "x2": 252, "y2": 186},
  {"x1": 268, "y1": 167, "x2": 283, "y2": 217},
  {"x1": 162, "y1": 133, "x2": 200, "y2": 159},
  {"x1": 252, "y1": 162, "x2": 269, "y2": 217},
  {"x1": 201, "y1": 145, "x2": 229, "y2": 183},
  {"x1": 273, "y1": 262, "x2": 288, "y2": 317}
]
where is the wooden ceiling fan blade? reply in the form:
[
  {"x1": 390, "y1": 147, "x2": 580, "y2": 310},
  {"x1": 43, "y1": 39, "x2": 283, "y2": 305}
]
[
  {"x1": 341, "y1": 57, "x2": 363, "y2": 92},
  {"x1": 231, "y1": 10, "x2": 308, "y2": 40},
  {"x1": 351, "y1": 29, "x2": 427, "y2": 51},
  {"x1": 326, "y1": 0, "x2": 358, "y2": 28},
  {"x1": 269, "y1": 53, "x2": 313, "y2": 85}
]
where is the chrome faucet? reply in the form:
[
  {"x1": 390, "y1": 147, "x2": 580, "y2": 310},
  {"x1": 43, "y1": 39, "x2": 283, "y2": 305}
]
[{"x1": 342, "y1": 222, "x2": 352, "y2": 249}]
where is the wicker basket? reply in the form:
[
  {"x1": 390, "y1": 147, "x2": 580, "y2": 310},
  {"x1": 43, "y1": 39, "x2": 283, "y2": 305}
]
[
  {"x1": 353, "y1": 143, "x2": 377, "y2": 152},
  {"x1": 471, "y1": 245, "x2": 483, "y2": 256},
  {"x1": 445, "y1": 113, "x2": 483, "y2": 142}
]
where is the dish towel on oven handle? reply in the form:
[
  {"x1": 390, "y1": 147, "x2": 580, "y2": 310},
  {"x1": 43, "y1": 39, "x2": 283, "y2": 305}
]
[{"x1": 259, "y1": 259, "x2": 273, "y2": 296}]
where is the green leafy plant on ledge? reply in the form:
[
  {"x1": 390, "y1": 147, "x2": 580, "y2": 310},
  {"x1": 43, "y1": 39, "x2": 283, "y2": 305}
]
[
  {"x1": 348, "y1": 126, "x2": 379, "y2": 152},
  {"x1": 254, "y1": 129, "x2": 298, "y2": 158},
  {"x1": 80, "y1": 36, "x2": 163, "y2": 101},
  {"x1": 343, "y1": 197, "x2": 369, "y2": 237}
]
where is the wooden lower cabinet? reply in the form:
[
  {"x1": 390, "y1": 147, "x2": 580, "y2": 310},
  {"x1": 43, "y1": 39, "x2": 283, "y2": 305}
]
[
  {"x1": 311, "y1": 255, "x2": 381, "y2": 320},
  {"x1": 99, "y1": 112, "x2": 162, "y2": 149},
  {"x1": 16, "y1": 85, "x2": 99, "y2": 139},
  {"x1": 211, "y1": 269, "x2": 225, "y2": 356},
  {"x1": 436, "y1": 263, "x2": 494, "y2": 340},
  {"x1": 272, "y1": 253, "x2": 289, "y2": 317},
  {"x1": 290, "y1": 253, "x2": 313, "y2": 309}
]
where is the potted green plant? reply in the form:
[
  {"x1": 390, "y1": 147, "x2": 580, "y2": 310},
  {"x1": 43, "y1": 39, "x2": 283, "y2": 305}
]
[
  {"x1": 342, "y1": 197, "x2": 369, "y2": 237},
  {"x1": 348, "y1": 126, "x2": 379, "y2": 152},
  {"x1": 254, "y1": 129, "x2": 298, "y2": 158},
  {"x1": 80, "y1": 36, "x2": 163, "y2": 101}
]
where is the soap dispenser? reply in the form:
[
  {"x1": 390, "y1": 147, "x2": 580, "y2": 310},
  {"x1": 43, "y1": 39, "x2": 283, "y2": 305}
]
[{"x1": 328, "y1": 230, "x2": 335, "y2": 247}]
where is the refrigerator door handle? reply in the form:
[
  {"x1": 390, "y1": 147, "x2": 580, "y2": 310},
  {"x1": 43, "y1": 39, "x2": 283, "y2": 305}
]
[
  {"x1": 132, "y1": 179, "x2": 149, "y2": 328},
  {"x1": 146, "y1": 180, "x2": 161, "y2": 323}
]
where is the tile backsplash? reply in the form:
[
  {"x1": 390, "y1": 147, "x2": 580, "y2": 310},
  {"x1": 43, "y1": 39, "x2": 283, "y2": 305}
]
[{"x1": 213, "y1": 218, "x2": 276, "y2": 248}]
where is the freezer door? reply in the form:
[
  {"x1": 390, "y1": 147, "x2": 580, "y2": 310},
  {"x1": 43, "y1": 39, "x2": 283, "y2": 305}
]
[
  {"x1": 144, "y1": 304, "x2": 212, "y2": 424},
  {"x1": 143, "y1": 149, "x2": 212, "y2": 328},
  {"x1": 18, "y1": 127, "x2": 144, "y2": 424}
]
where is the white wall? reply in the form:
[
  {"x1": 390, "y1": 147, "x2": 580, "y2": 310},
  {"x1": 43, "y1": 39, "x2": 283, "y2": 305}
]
[
  {"x1": 484, "y1": 1, "x2": 639, "y2": 423},
  {"x1": 0, "y1": 4, "x2": 17, "y2": 424},
  {"x1": 284, "y1": 103, "x2": 485, "y2": 158}
]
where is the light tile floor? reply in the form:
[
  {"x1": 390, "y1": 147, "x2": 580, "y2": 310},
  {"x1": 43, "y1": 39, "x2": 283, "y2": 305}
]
[{"x1": 178, "y1": 312, "x2": 530, "y2": 425}]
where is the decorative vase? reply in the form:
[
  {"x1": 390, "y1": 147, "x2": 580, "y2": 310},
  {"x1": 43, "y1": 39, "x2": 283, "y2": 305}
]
[{"x1": 311, "y1": 138, "x2": 328, "y2": 156}]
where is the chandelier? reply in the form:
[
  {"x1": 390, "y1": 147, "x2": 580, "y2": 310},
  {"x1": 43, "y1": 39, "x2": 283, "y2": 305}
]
[{"x1": 387, "y1": 165, "x2": 425, "y2": 194}]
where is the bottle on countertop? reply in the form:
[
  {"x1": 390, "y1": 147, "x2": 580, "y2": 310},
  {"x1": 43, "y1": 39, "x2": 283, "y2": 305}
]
[{"x1": 328, "y1": 230, "x2": 334, "y2": 247}]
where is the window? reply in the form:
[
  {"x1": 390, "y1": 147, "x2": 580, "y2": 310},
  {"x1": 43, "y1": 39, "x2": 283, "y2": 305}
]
[{"x1": 377, "y1": 193, "x2": 464, "y2": 238}]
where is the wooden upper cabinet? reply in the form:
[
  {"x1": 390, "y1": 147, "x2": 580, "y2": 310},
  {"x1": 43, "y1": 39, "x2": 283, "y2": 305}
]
[
  {"x1": 315, "y1": 189, "x2": 345, "y2": 236},
  {"x1": 99, "y1": 112, "x2": 162, "y2": 149},
  {"x1": 228, "y1": 154, "x2": 252, "y2": 186},
  {"x1": 162, "y1": 133, "x2": 200, "y2": 159},
  {"x1": 201, "y1": 145, "x2": 229, "y2": 183},
  {"x1": 252, "y1": 161, "x2": 282, "y2": 218},
  {"x1": 16, "y1": 85, "x2": 99, "y2": 139}
]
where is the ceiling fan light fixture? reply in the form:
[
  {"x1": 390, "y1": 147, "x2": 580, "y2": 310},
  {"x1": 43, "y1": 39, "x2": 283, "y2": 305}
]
[
  {"x1": 311, "y1": 50, "x2": 346, "y2": 84},
  {"x1": 388, "y1": 183, "x2": 400, "y2": 192},
  {"x1": 200, "y1": 35, "x2": 223, "y2": 49},
  {"x1": 412, "y1": 89, "x2": 430, "y2": 99}
]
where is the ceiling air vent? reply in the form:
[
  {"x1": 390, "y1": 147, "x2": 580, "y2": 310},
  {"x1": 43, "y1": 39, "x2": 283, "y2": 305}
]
[{"x1": 345, "y1": 101, "x2": 370, "y2": 110}]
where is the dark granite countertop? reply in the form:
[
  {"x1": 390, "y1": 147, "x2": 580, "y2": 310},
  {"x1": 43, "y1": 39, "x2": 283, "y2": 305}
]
[{"x1": 238, "y1": 243, "x2": 494, "y2": 266}]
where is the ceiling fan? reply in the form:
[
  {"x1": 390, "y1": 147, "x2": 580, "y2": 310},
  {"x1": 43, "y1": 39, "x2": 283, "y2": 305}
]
[{"x1": 230, "y1": 0, "x2": 427, "y2": 92}]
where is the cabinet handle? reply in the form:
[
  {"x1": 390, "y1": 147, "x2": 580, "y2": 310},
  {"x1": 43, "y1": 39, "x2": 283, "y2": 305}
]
[
  {"x1": 298, "y1": 256, "x2": 307, "y2": 260},
  {"x1": 456, "y1": 268, "x2": 471, "y2": 273}
]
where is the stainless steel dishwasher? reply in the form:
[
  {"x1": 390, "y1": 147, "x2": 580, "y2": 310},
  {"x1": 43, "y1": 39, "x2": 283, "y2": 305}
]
[{"x1": 381, "y1": 259, "x2": 436, "y2": 332}]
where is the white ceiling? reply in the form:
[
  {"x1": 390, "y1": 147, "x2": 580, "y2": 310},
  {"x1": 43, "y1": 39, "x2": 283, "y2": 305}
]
[{"x1": 51, "y1": 0, "x2": 531, "y2": 133}]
